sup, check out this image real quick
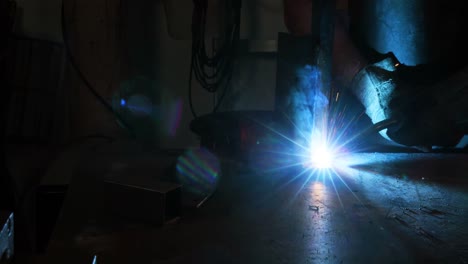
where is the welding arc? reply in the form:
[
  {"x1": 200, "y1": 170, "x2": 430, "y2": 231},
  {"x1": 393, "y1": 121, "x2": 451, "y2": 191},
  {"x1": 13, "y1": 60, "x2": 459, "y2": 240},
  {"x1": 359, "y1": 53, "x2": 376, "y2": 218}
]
[
  {"x1": 61, "y1": 0, "x2": 135, "y2": 138},
  {"x1": 189, "y1": 0, "x2": 241, "y2": 117}
]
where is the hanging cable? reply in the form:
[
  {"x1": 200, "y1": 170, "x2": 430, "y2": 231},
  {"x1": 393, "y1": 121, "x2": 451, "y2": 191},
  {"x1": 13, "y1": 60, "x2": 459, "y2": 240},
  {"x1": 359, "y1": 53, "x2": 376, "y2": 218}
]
[
  {"x1": 189, "y1": 0, "x2": 241, "y2": 117},
  {"x1": 61, "y1": 0, "x2": 135, "y2": 137}
]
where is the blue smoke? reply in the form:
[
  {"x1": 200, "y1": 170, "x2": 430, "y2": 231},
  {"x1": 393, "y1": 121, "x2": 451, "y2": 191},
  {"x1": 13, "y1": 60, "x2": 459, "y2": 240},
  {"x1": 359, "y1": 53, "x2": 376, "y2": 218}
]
[{"x1": 289, "y1": 65, "x2": 329, "y2": 147}]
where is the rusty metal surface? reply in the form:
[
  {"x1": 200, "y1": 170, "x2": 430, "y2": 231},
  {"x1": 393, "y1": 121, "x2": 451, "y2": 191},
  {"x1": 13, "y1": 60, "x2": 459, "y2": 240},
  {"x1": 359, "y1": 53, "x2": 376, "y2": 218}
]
[{"x1": 44, "y1": 152, "x2": 468, "y2": 263}]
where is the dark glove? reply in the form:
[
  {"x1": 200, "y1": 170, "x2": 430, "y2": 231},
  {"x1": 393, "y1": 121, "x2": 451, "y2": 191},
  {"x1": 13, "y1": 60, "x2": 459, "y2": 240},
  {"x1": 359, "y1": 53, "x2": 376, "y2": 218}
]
[{"x1": 351, "y1": 54, "x2": 465, "y2": 150}]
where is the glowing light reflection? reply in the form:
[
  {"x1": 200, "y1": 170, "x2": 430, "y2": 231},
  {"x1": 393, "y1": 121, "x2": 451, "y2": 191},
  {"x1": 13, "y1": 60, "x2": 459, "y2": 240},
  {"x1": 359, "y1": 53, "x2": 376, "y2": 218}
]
[
  {"x1": 126, "y1": 94, "x2": 153, "y2": 116},
  {"x1": 244, "y1": 63, "x2": 378, "y2": 208},
  {"x1": 113, "y1": 92, "x2": 183, "y2": 138},
  {"x1": 165, "y1": 99, "x2": 183, "y2": 136}
]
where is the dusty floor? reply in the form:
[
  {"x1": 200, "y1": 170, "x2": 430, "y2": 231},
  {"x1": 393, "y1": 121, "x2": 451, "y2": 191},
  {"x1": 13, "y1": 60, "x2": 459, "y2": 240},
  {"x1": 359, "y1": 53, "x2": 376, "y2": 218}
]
[{"x1": 33, "y1": 148, "x2": 468, "y2": 264}]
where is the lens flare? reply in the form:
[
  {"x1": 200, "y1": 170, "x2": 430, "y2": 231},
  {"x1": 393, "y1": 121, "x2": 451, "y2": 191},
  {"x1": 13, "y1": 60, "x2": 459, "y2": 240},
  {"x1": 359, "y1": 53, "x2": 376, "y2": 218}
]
[
  {"x1": 126, "y1": 94, "x2": 153, "y2": 116},
  {"x1": 239, "y1": 64, "x2": 381, "y2": 210},
  {"x1": 112, "y1": 76, "x2": 184, "y2": 138},
  {"x1": 176, "y1": 148, "x2": 220, "y2": 196}
]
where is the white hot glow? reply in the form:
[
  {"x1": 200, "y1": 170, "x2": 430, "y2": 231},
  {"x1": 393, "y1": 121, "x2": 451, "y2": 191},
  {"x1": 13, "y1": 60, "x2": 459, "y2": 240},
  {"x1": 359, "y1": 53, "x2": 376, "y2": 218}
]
[{"x1": 310, "y1": 144, "x2": 333, "y2": 169}]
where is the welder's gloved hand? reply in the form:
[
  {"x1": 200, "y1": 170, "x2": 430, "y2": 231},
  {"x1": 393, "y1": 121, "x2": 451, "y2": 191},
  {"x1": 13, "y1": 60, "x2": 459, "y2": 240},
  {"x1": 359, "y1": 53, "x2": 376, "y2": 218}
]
[{"x1": 351, "y1": 53, "x2": 465, "y2": 150}]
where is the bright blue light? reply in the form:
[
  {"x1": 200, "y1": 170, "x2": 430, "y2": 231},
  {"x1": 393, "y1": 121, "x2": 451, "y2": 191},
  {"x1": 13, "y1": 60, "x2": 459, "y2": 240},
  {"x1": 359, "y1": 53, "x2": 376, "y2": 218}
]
[
  {"x1": 310, "y1": 144, "x2": 334, "y2": 169},
  {"x1": 120, "y1": 98, "x2": 126, "y2": 106}
]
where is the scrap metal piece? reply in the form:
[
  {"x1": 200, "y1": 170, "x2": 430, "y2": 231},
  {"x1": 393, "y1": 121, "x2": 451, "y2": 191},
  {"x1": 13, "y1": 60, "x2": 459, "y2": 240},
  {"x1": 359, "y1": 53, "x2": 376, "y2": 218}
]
[
  {"x1": 309, "y1": 205, "x2": 319, "y2": 211},
  {"x1": 0, "y1": 212, "x2": 13, "y2": 263},
  {"x1": 103, "y1": 176, "x2": 181, "y2": 225}
]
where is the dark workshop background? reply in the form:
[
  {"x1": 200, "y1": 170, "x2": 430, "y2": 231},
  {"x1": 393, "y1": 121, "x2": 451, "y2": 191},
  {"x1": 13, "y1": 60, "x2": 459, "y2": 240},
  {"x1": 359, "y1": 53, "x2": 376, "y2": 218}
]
[
  {"x1": 4, "y1": 0, "x2": 294, "y2": 149},
  {"x1": 2, "y1": 0, "x2": 468, "y2": 261}
]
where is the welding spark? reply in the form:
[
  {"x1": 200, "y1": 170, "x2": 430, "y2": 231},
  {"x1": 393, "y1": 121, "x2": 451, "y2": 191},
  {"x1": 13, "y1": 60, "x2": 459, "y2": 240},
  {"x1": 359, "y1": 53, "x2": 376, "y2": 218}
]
[{"x1": 244, "y1": 64, "x2": 376, "y2": 208}]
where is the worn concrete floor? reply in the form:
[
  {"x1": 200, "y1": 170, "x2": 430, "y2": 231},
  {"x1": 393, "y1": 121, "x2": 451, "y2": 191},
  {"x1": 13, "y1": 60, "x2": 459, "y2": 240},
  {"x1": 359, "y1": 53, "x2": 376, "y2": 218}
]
[{"x1": 37, "y1": 148, "x2": 468, "y2": 264}]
